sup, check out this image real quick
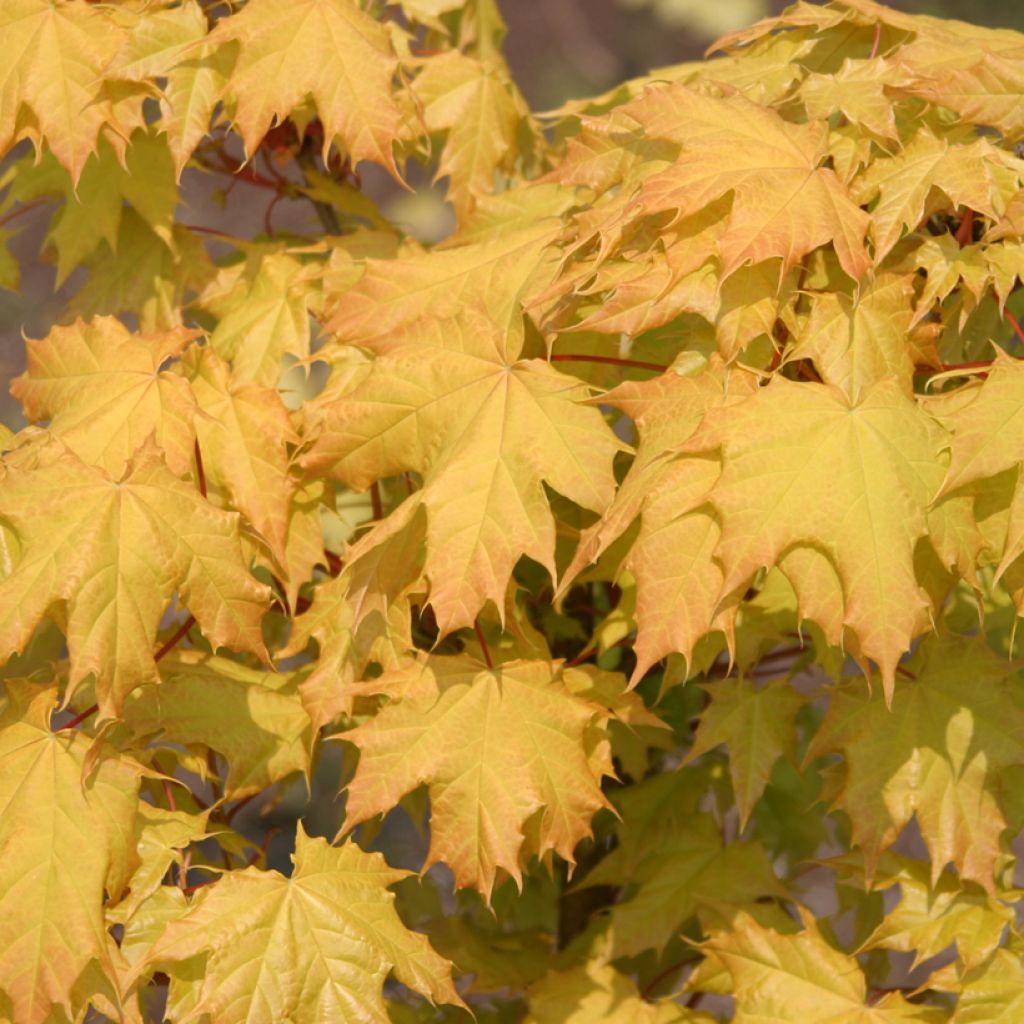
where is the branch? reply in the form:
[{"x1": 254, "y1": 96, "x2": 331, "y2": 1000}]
[{"x1": 550, "y1": 353, "x2": 667, "y2": 373}]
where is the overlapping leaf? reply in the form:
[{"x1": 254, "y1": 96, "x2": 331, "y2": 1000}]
[
  {"x1": 342, "y1": 653, "x2": 616, "y2": 898},
  {"x1": 0, "y1": 683, "x2": 140, "y2": 1024},
  {"x1": 304, "y1": 315, "x2": 622, "y2": 634},
  {"x1": 0, "y1": 441, "x2": 269, "y2": 717},
  {"x1": 142, "y1": 825, "x2": 463, "y2": 1022}
]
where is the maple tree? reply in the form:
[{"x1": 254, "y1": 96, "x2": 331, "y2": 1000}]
[{"x1": 5, "y1": 0, "x2": 1024, "y2": 1019}]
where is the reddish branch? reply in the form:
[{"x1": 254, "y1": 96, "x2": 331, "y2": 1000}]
[
  {"x1": 550, "y1": 353, "x2": 667, "y2": 373},
  {"x1": 474, "y1": 621, "x2": 494, "y2": 669}
]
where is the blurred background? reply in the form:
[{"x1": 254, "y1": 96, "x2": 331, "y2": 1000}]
[{"x1": 498, "y1": 0, "x2": 1024, "y2": 109}]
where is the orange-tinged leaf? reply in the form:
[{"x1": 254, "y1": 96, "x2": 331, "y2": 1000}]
[
  {"x1": 11, "y1": 317, "x2": 199, "y2": 478},
  {"x1": 0, "y1": 0, "x2": 133, "y2": 182},
  {"x1": 806, "y1": 636, "x2": 1024, "y2": 890},
  {"x1": 342, "y1": 654, "x2": 615, "y2": 899},
  {"x1": 210, "y1": 0, "x2": 406, "y2": 175},
  {"x1": 106, "y1": 1, "x2": 228, "y2": 176},
  {"x1": 0, "y1": 682, "x2": 140, "y2": 1024},
  {"x1": 0, "y1": 442, "x2": 269, "y2": 718},
  {"x1": 414, "y1": 50, "x2": 523, "y2": 219},
  {"x1": 561, "y1": 360, "x2": 757, "y2": 677},
  {"x1": 304, "y1": 316, "x2": 621, "y2": 634},
  {"x1": 621, "y1": 83, "x2": 871, "y2": 280},
  {"x1": 704, "y1": 911, "x2": 946, "y2": 1023},
  {"x1": 801, "y1": 58, "x2": 900, "y2": 140},
  {"x1": 142, "y1": 824, "x2": 463, "y2": 1022},
  {"x1": 324, "y1": 219, "x2": 564, "y2": 346},
  {"x1": 685, "y1": 375, "x2": 949, "y2": 695},
  {"x1": 899, "y1": 44, "x2": 1024, "y2": 142},
  {"x1": 852, "y1": 129, "x2": 1019, "y2": 262}
]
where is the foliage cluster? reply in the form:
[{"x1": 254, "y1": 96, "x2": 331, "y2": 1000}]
[{"x1": 3, "y1": 0, "x2": 1024, "y2": 1020}]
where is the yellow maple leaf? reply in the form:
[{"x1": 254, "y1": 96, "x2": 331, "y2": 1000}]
[
  {"x1": 525, "y1": 959, "x2": 705, "y2": 1023},
  {"x1": 106, "y1": 0, "x2": 231, "y2": 176},
  {"x1": 184, "y1": 346, "x2": 299, "y2": 566},
  {"x1": 141, "y1": 824, "x2": 464, "y2": 1022},
  {"x1": 851, "y1": 128, "x2": 1019, "y2": 262},
  {"x1": 304, "y1": 315, "x2": 622, "y2": 634},
  {"x1": 787, "y1": 272, "x2": 920, "y2": 400},
  {"x1": 0, "y1": 441, "x2": 269, "y2": 718},
  {"x1": 0, "y1": 683, "x2": 141, "y2": 1024},
  {"x1": 413, "y1": 50, "x2": 527, "y2": 220},
  {"x1": 704, "y1": 911, "x2": 945, "y2": 1023},
  {"x1": 686, "y1": 375, "x2": 949, "y2": 695},
  {"x1": 342, "y1": 654, "x2": 615, "y2": 898},
  {"x1": 209, "y1": 0, "x2": 406, "y2": 175},
  {"x1": 11, "y1": 317, "x2": 199, "y2": 478}
]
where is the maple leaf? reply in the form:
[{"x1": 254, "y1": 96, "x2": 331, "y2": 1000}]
[
  {"x1": 801, "y1": 58, "x2": 901, "y2": 140},
  {"x1": 0, "y1": 441, "x2": 269, "y2": 718},
  {"x1": 618, "y1": 83, "x2": 871, "y2": 280},
  {"x1": 11, "y1": 317, "x2": 200, "y2": 478},
  {"x1": 184, "y1": 346, "x2": 299, "y2": 567},
  {"x1": 525, "y1": 959, "x2": 707, "y2": 1023},
  {"x1": 950, "y1": 945, "x2": 1024, "y2": 1023},
  {"x1": 342, "y1": 653, "x2": 616, "y2": 898},
  {"x1": 0, "y1": 0, "x2": 136, "y2": 183},
  {"x1": 684, "y1": 375, "x2": 949, "y2": 695},
  {"x1": 861, "y1": 858, "x2": 1015, "y2": 971},
  {"x1": 283, "y1": 505, "x2": 425, "y2": 734},
  {"x1": 806, "y1": 636, "x2": 1024, "y2": 889},
  {"x1": 851, "y1": 129, "x2": 1019, "y2": 262},
  {"x1": 703, "y1": 911, "x2": 947, "y2": 1023},
  {"x1": 201, "y1": 250, "x2": 322, "y2": 387},
  {"x1": 0, "y1": 682, "x2": 140, "y2": 1024},
  {"x1": 786, "y1": 273, "x2": 921, "y2": 401},
  {"x1": 934, "y1": 349, "x2": 1024, "y2": 498},
  {"x1": 561, "y1": 360, "x2": 758, "y2": 677},
  {"x1": 5, "y1": 131, "x2": 178, "y2": 286},
  {"x1": 304, "y1": 315, "x2": 622, "y2": 634},
  {"x1": 142, "y1": 824, "x2": 464, "y2": 1022},
  {"x1": 581, "y1": 799, "x2": 786, "y2": 957},
  {"x1": 106, "y1": 1, "x2": 230, "y2": 176},
  {"x1": 413, "y1": 50, "x2": 525, "y2": 220},
  {"x1": 685, "y1": 677, "x2": 805, "y2": 828},
  {"x1": 113, "y1": 803, "x2": 210, "y2": 923},
  {"x1": 323, "y1": 219, "x2": 564, "y2": 346},
  {"x1": 209, "y1": 0, "x2": 407, "y2": 176},
  {"x1": 123, "y1": 652, "x2": 312, "y2": 799}
]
